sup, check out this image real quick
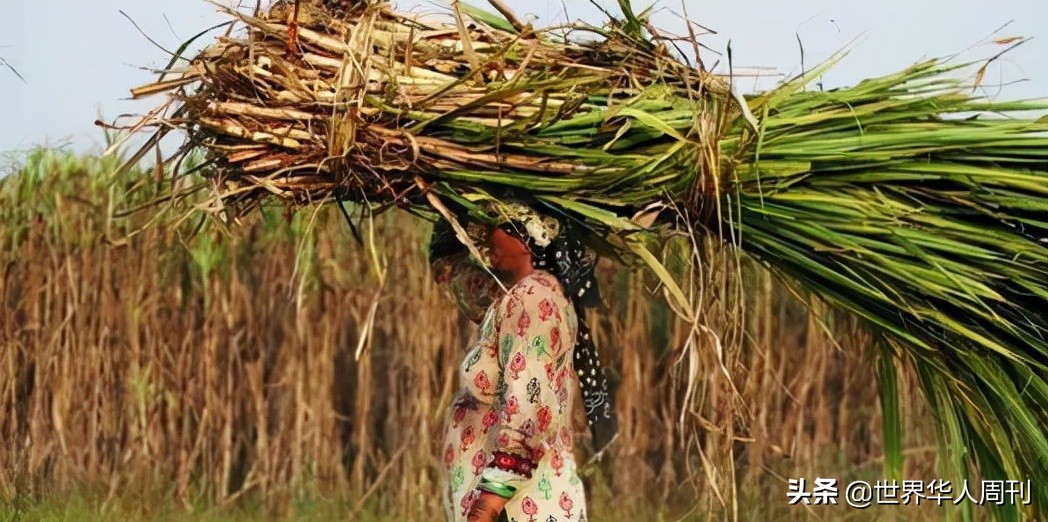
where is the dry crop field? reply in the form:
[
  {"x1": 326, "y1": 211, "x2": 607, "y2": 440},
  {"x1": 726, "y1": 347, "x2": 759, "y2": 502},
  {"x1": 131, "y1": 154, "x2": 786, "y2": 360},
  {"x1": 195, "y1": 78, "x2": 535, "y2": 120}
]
[{"x1": 1, "y1": 148, "x2": 966, "y2": 520}]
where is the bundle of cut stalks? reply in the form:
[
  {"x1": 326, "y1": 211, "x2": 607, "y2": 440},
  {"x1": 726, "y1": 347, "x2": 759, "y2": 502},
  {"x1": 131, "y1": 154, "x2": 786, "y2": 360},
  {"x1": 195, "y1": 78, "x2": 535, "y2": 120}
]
[
  {"x1": 127, "y1": 0, "x2": 1048, "y2": 518},
  {"x1": 129, "y1": 0, "x2": 731, "y2": 223}
]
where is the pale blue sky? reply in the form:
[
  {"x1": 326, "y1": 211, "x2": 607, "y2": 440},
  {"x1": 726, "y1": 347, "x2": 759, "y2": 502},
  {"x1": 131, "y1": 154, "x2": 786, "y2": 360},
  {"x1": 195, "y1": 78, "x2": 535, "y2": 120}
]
[{"x1": 1, "y1": 0, "x2": 1046, "y2": 154}]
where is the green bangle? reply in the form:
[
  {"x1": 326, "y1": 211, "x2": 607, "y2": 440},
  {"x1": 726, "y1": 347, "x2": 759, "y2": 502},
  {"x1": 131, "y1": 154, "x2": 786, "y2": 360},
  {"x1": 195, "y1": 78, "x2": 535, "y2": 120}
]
[{"x1": 477, "y1": 478, "x2": 517, "y2": 500}]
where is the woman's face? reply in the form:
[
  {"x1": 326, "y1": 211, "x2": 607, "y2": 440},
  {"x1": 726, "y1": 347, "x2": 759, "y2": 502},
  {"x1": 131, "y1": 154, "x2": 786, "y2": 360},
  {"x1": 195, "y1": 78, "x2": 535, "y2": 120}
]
[{"x1": 488, "y1": 227, "x2": 530, "y2": 275}]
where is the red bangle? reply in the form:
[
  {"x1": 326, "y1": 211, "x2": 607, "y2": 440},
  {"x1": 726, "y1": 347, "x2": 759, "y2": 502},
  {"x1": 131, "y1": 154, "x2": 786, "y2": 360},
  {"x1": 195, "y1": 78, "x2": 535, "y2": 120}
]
[{"x1": 487, "y1": 451, "x2": 536, "y2": 479}]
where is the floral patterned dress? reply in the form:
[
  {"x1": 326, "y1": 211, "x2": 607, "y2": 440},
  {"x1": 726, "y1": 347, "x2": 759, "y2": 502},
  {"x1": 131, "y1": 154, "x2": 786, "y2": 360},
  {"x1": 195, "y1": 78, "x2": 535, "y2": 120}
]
[{"x1": 442, "y1": 271, "x2": 587, "y2": 522}]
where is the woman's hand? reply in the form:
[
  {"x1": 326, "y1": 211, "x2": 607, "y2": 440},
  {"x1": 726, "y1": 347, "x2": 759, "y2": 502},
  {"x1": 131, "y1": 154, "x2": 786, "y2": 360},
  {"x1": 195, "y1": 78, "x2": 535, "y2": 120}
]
[{"x1": 466, "y1": 490, "x2": 508, "y2": 522}]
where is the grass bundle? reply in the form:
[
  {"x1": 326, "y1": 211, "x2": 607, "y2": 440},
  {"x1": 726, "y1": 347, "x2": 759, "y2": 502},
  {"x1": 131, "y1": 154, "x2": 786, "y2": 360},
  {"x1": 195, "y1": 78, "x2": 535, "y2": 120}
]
[
  {"x1": 127, "y1": 0, "x2": 1048, "y2": 518},
  {"x1": 731, "y1": 60, "x2": 1048, "y2": 518},
  {"x1": 129, "y1": 0, "x2": 730, "y2": 224}
]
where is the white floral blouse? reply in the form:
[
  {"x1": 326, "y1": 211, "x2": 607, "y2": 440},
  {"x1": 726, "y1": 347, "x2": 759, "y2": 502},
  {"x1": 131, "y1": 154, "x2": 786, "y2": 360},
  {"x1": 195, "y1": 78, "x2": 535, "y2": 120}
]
[{"x1": 442, "y1": 270, "x2": 587, "y2": 522}]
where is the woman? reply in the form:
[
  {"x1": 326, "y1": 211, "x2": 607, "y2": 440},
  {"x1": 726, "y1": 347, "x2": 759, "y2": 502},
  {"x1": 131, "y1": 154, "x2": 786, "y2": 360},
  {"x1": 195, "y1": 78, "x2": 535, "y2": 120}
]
[{"x1": 430, "y1": 207, "x2": 617, "y2": 522}]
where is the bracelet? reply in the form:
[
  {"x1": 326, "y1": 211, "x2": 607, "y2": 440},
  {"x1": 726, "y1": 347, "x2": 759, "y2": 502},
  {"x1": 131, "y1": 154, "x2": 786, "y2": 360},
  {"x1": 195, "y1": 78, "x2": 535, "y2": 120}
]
[
  {"x1": 477, "y1": 477, "x2": 517, "y2": 500},
  {"x1": 488, "y1": 451, "x2": 536, "y2": 479}
]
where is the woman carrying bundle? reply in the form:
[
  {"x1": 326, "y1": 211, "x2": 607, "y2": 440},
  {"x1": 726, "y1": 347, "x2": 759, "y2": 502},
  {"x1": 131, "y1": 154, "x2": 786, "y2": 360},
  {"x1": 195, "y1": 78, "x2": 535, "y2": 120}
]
[{"x1": 429, "y1": 206, "x2": 617, "y2": 522}]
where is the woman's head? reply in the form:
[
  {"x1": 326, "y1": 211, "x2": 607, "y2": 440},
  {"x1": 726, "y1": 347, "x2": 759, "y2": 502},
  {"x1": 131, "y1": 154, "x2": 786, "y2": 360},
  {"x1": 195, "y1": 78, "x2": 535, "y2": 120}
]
[
  {"x1": 428, "y1": 203, "x2": 600, "y2": 306},
  {"x1": 490, "y1": 205, "x2": 600, "y2": 308}
]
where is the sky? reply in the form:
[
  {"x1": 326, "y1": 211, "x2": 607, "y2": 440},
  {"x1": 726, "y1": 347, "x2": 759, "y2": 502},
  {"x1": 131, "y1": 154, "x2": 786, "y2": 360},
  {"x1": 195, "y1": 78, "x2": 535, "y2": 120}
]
[{"x1": 1, "y1": 0, "x2": 1046, "y2": 155}]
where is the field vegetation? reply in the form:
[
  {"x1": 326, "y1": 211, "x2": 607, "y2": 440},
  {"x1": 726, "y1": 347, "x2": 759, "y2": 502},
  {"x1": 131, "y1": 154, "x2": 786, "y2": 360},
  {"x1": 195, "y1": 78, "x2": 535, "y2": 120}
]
[{"x1": 0, "y1": 148, "x2": 984, "y2": 520}]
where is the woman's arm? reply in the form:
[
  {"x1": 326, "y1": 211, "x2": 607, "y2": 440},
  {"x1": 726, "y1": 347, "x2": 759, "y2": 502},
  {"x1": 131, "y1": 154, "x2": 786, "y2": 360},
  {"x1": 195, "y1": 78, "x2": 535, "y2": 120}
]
[{"x1": 466, "y1": 492, "x2": 508, "y2": 522}]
